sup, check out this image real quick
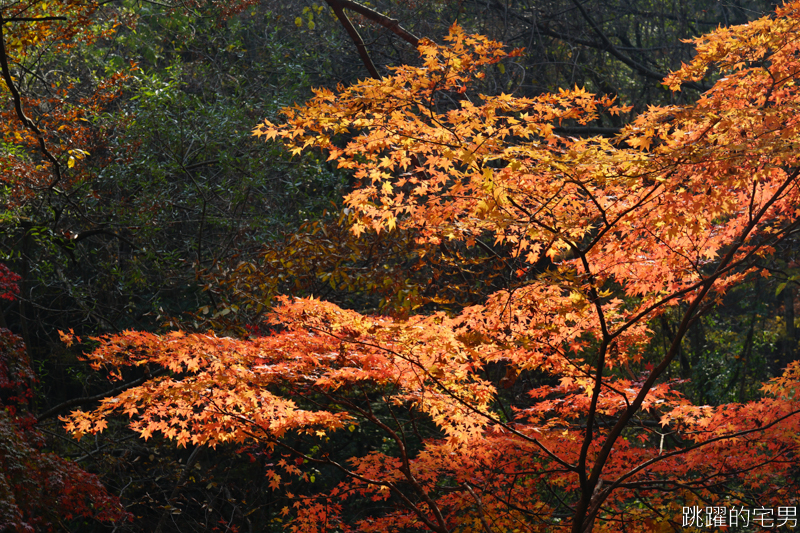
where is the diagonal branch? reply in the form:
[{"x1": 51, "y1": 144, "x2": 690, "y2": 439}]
[
  {"x1": 576, "y1": 167, "x2": 800, "y2": 531},
  {"x1": 592, "y1": 408, "x2": 800, "y2": 518},
  {"x1": 205, "y1": 403, "x2": 452, "y2": 533},
  {"x1": 295, "y1": 320, "x2": 577, "y2": 472},
  {"x1": 477, "y1": 0, "x2": 709, "y2": 93},
  {"x1": 0, "y1": 14, "x2": 64, "y2": 189},
  {"x1": 323, "y1": 0, "x2": 420, "y2": 79},
  {"x1": 326, "y1": 0, "x2": 381, "y2": 79},
  {"x1": 335, "y1": 0, "x2": 420, "y2": 46},
  {"x1": 36, "y1": 368, "x2": 166, "y2": 422},
  {"x1": 567, "y1": 0, "x2": 708, "y2": 92}
]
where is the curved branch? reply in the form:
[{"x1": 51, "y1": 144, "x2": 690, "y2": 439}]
[
  {"x1": 567, "y1": 0, "x2": 707, "y2": 92},
  {"x1": 207, "y1": 406, "x2": 452, "y2": 533},
  {"x1": 296, "y1": 320, "x2": 577, "y2": 472},
  {"x1": 0, "y1": 15, "x2": 64, "y2": 189}
]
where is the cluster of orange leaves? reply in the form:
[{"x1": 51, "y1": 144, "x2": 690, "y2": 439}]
[{"x1": 65, "y1": 4, "x2": 800, "y2": 532}]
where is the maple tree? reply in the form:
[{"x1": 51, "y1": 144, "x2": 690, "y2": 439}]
[
  {"x1": 0, "y1": 5, "x2": 139, "y2": 526},
  {"x1": 0, "y1": 0, "x2": 126, "y2": 203},
  {"x1": 0, "y1": 263, "x2": 128, "y2": 532},
  {"x1": 198, "y1": 204, "x2": 512, "y2": 339},
  {"x1": 61, "y1": 3, "x2": 800, "y2": 533},
  {"x1": 0, "y1": 2, "x2": 278, "y2": 530}
]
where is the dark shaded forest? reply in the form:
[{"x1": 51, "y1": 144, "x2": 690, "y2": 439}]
[{"x1": 1, "y1": 0, "x2": 799, "y2": 532}]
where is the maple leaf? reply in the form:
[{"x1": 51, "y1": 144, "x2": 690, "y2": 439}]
[{"x1": 62, "y1": 7, "x2": 800, "y2": 533}]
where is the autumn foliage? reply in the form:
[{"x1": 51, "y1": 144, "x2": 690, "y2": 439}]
[
  {"x1": 0, "y1": 265, "x2": 127, "y2": 532},
  {"x1": 64, "y1": 3, "x2": 800, "y2": 532},
  {"x1": 0, "y1": 1, "x2": 129, "y2": 204},
  {"x1": 198, "y1": 206, "x2": 511, "y2": 337}
]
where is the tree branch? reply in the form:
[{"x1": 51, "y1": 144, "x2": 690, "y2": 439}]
[
  {"x1": 325, "y1": 0, "x2": 381, "y2": 79},
  {"x1": 2, "y1": 16, "x2": 68, "y2": 23},
  {"x1": 0, "y1": 14, "x2": 64, "y2": 189},
  {"x1": 567, "y1": 0, "x2": 708, "y2": 92},
  {"x1": 36, "y1": 369, "x2": 166, "y2": 422},
  {"x1": 335, "y1": 0, "x2": 420, "y2": 46},
  {"x1": 578, "y1": 167, "x2": 800, "y2": 531}
]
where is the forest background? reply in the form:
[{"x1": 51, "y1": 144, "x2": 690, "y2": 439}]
[{"x1": 1, "y1": 0, "x2": 799, "y2": 531}]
